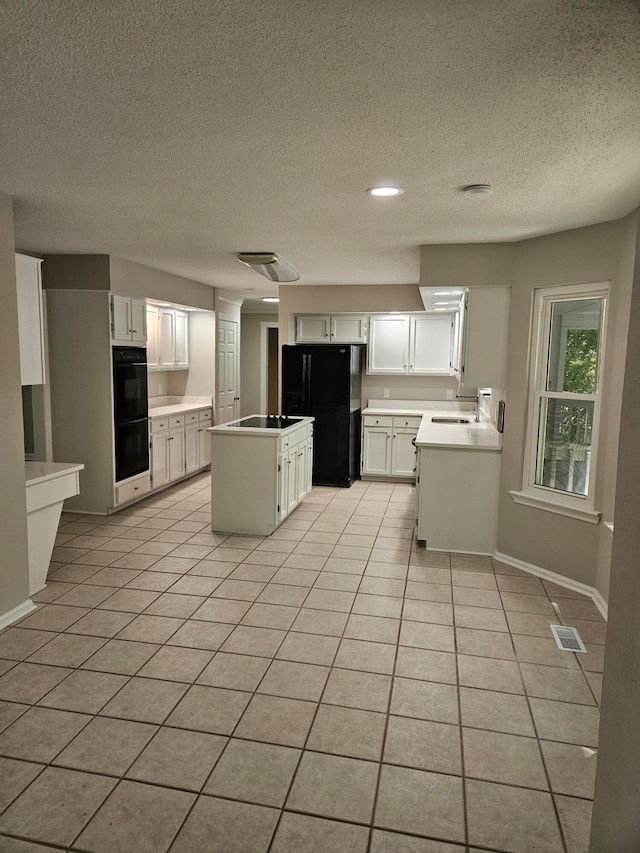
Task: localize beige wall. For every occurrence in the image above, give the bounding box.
[498,211,638,592]
[110,257,215,310]
[167,311,216,399]
[240,312,278,416]
[0,192,30,619]
[590,218,640,852]
[420,243,515,287]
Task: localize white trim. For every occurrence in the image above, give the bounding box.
[510,488,601,524]
[259,321,279,413]
[603,521,614,535]
[0,599,36,630]
[522,281,609,514]
[494,550,608,620]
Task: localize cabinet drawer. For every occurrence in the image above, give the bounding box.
[150,418,168,433]
[186,411,199,423]
[116,474,151,505]
[363,415,393,428]
[392,416,423,430]
[169,415,184,428]
[198,408,213,422]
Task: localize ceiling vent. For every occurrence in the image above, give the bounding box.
[237,253,299,282]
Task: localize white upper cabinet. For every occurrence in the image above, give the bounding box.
[296,315,331,342]
[110,295,147,343]
[151,305,189,371]
[409,315,452,375]
[455,287,510,388]
[295,314,367,344]
[330,315,367,343]
[367,315,410,374]
[146,304,160,368]
[15,254,46,386]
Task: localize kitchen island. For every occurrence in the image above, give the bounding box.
[208,415,314,535]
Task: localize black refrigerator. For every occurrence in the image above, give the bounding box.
[282,344,363,487]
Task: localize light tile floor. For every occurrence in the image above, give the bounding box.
[0,472,604,852]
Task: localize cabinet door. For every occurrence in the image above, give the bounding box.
[362,426,392,475]
[409,315,452,375]
[287,446,298,513]
[296,441,307,502]
[331,315,367,343]
[130,298,147,342]
[15,254,45,386]
[392,429,418,477]
[296,315,330,343]
[111,294,131,341]
[174,310,189,368]
[278,452,289,522]
[198,425,211,468]
[146,305,160,369]
[151,431,170,489]
[159,309,175,368]
[168,427,185,480]
[185,422,199,474]
[462,287,510,389]
[367,315,410,374]
[305,437,313,494]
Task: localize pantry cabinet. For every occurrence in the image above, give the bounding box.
[15,253,46,386]
[110,294,147,343]
[295,314,367,344]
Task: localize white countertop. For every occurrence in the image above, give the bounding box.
[25,461,84,486]
[362,400,501,452]
[149,402,213,418]
[209,415,314,437]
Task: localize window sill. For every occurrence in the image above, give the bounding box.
[510,489,601,524]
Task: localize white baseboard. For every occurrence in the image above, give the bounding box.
[0,599,36,631]
[494,551,608,621]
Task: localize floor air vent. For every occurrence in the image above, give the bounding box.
[550,624,587,653]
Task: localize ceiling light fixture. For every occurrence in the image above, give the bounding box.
[463,184,492,197]
[434,291,452,296]
[434,308,448,312]
[237,253,299,282]
[157,302,171,307]
[366,186,404,197]
[262,297,279,303]
[434,302,450,306]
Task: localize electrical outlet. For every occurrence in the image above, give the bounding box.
[383,388,390,399]
[446,390,454,400]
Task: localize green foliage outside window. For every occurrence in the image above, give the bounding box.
[563,328,599,394]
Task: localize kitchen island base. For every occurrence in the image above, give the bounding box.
[209,417,313,536]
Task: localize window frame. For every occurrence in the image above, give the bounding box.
[511,281,609,523]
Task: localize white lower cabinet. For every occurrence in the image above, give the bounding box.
[361,414,420,479]
[149,406,212,494]
[151,431,170,489]
[210,420,314,535]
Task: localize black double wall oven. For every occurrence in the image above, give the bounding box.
[113,347,149,482]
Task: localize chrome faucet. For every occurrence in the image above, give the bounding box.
[456,392,480,422]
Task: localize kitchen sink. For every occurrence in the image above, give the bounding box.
[431,417,473,424]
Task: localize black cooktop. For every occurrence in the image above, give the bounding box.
[230,415,301,429]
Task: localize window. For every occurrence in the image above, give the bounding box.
[511,282,608,523]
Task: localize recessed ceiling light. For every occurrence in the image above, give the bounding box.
[434,291,452,296]
[157,302,171,307]
[262,297,279,303]
[434,302,450,306]
[389,310,402,314]
[434,307,448,312]
[463,184,492,196]
[366,186,404,197]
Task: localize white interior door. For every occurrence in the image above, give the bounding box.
[217,319,239,423]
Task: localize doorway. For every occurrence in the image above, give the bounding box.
[260,321,279,414]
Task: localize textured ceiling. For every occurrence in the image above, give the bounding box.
[2,0,639,295]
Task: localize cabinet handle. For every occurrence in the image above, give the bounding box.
[134,486,139,491]
[132,329,138,334]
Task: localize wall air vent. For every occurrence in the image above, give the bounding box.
[550,624,587,653]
